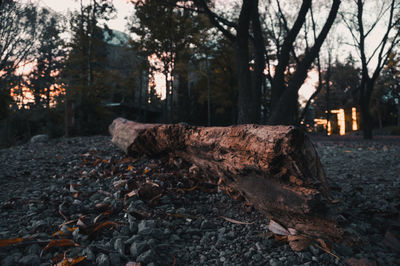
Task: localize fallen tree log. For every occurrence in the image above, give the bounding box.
[109,118,342,240]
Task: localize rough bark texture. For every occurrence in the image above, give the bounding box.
[109,118,342,240]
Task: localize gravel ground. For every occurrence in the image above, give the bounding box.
[0,135,399,266]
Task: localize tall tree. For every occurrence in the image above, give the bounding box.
[266,0,341,125]
[63,0,115,135]
[342,0,400,139]
[28,9,65,111]
[177,0,340,125]
[129,0,211,122]
[0,1,40,119]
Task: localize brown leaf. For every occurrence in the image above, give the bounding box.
[52,253,64,264]
[221,216,254,225]
[143,167,151,174]
[90,221,119,236]
[52,230,66,237]
[345,258,377,266]
[126,190,137,198]
[273,234,288,242]
[40,239,79,257]
[288,235,312,251]
[268,220,290,235]
[316,238,331,252]
[184,184,198,192]
[95,202,111,212]
[0,237,24,247]
[58,256,86,266]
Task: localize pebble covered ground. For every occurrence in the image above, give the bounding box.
[0,135,399,266]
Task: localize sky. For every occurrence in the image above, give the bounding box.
[37,0,134,32]
[30,0,331,102]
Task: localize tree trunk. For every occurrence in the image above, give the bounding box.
[109,118,342,240]
[236,0,254,124]
[359,79,374,139]
[269,0,340,125]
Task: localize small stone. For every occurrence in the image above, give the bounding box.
[30,134,48,143]
[309,244,320,256]
[19,254,40,265]
[109,253,121,265]
[125,235,142,245]
[252,254,262,261]
[269,258,282,266]
[96,253,110,266]
[82,247,95,261]
[26,243,41,254]
[130,241,148,257]
[201,220,216,230]
[138,220,156,235]
[136,249,155,264]
[120,226,130,236]
[114,238,125,256]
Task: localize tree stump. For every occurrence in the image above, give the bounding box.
[109,118,342,240]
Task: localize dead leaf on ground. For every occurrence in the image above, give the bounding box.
[57,256,86,266]
[314,239,340,260]
[273,234,288,242]
[220,216,254,225]
[93,211,112,224]
[89,221,119,238]
[288,235,312,251]
[40,239,79,257]
[0,237,24,247]
[52,230,67,237]
[52,253,64,264]
[268,220,290,235]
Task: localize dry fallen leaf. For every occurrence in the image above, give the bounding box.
[268,220,290,235]
[288,235,313,251]
[91,221,119,235]
[220,216,254,225]
[0,237,24,247]
[58,256,86,266]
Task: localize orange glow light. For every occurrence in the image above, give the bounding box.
[331,109,346,135]
[352,107,358,131]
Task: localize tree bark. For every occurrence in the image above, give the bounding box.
[109,118,342,240]
[236,0,254,124]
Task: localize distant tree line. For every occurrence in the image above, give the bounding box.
[1,0,400,147]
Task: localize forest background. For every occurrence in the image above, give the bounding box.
[1,0,400,148]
